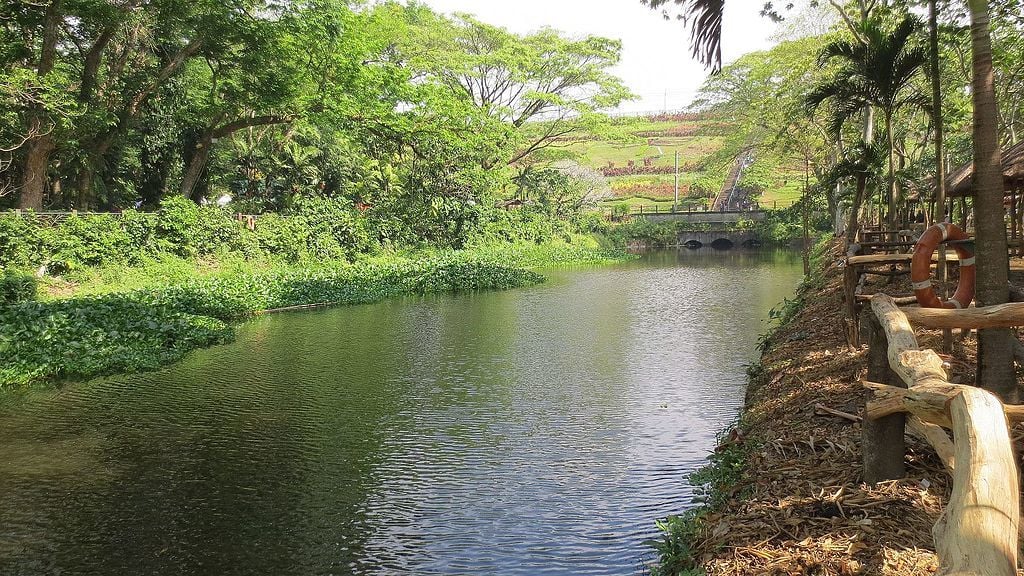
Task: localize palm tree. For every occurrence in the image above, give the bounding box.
[649,0,1015,398]
[967,0,1014,400]
[820,141,884,243]
[805,16,929,233]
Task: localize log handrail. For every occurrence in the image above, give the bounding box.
[866,293,1019,576]
[900,302,1024,329]
[847,252,962,266]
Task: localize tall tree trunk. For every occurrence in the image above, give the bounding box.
[968,0,1015,402]
[74,38,205,208]
[847,106,876,242]
[75,134,116,210]
[846,173,867,244]
[18,0,62,210]
[180,135,213,200]
[885,110,897,233]
[19,127,55,211]
[180,114,290,200]
[930,0,953,351]
[930,0,946,223]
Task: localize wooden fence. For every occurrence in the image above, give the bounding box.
[861,293,1022,575]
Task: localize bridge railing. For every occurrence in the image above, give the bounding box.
[601,200,797,219]
[861,293,1021,575]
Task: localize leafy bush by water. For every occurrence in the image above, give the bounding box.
[0,251,563,388]
[0,197,378,273]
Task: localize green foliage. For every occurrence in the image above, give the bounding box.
[649,511,705,576]
[0,240,630,388]
[155,197,248,258]
[649,418,755,576]
[45,215,136,272]
[0,212,43,267]
[470,209,572,246]
[0,197,387,273]
[291,197,375,260]
[0,297,233,387]
[1,269,37,304]
[409,261,544,294]
[753,201,831,246]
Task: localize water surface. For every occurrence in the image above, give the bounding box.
[0,249,802,575]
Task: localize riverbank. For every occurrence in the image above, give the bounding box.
[0,238,628,389]
[652,238,994,575]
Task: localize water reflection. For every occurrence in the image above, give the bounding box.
[0,249,801,575]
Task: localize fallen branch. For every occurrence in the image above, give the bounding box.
[906,415,955,472]
[813,403,861,422]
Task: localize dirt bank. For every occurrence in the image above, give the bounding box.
[686,239,1024,575]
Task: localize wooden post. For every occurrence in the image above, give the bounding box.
[867,294,1019,576]
[862,309,906,483]
[843,260,861,347]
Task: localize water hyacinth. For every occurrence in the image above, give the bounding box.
[0,250,579,388]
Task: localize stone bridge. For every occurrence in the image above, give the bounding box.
[676,229,762,249]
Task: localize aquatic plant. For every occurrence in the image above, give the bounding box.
[0,244,627,388]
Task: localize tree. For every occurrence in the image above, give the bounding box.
[9,0,63,210]
[176,5,302,199]
[968,0,1015,400]
[806,15,929,233]
[400,11,633,169]
[692,37,837,221]
[642,0,724,71]
[646,0,1017,399]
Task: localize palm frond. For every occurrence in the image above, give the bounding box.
[642,0,723,71]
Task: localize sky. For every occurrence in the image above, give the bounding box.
[419,0,784,114]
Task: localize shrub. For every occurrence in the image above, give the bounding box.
[44,214,134,272]
[291,197,375,260]
[0,212,44,268]
[1,269,37,304]
[155,196,246,257]
[253,213,308,262]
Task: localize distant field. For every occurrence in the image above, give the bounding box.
[606,173,701,201]
[569,113,800,211]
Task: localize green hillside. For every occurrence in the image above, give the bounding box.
[565,113,805,213]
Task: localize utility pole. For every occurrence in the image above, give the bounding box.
[673,150,679,211]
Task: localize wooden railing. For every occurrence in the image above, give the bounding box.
[862,293,1021,575]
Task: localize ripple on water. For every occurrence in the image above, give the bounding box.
[0,249,802,576]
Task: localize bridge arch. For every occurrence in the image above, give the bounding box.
[676,230,761,250]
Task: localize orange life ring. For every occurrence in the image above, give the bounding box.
[910,222,975,309]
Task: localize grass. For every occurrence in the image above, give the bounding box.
[39,252,281,299]
[758,176,805,207]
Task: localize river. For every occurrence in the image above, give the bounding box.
[0,249,802,576]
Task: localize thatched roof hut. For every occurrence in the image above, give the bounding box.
[947,140,1024,196]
